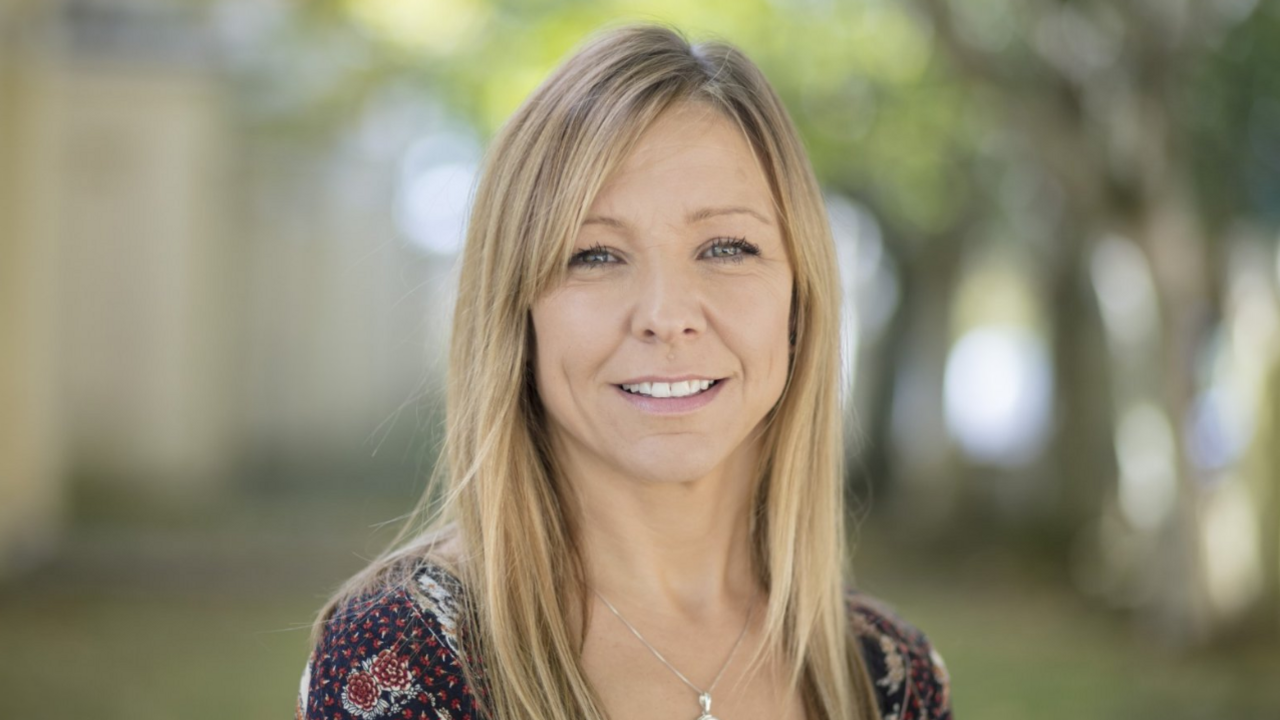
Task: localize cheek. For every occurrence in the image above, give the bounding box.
[530,301,568,400]
[530,291,613,397]
[712,276,793,370]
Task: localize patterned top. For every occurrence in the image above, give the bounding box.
[297,562,952,720]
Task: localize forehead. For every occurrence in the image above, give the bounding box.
[587,102,778,223]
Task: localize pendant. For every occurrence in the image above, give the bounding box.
[696,692,718,720]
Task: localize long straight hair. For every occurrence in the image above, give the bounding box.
[314,23,878,720]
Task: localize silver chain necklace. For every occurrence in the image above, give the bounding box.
[593,589,756,720]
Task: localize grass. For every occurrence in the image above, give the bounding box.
[853,531,1280,720]
[0,591,313,720]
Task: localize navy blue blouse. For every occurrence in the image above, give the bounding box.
[298,563,952,720]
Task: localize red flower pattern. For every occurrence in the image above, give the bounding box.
[370,650,412,691]
[344,671,379,712]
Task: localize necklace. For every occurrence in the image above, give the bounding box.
[593,589,756,720]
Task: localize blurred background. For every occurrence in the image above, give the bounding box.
[2,0,1279,717]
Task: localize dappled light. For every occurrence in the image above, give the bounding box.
[1115,402,1178,532]
[396,131,480,256]
[944,326,1053,466]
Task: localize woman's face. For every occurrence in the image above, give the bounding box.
[531,102,794,487]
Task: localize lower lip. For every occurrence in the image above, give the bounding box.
[614,380,726,414]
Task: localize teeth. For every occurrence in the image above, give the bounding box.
[621,379,716,398]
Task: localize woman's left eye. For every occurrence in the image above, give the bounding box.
[568,244,618,268]
[703,237,761,263]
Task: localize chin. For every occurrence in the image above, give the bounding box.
[618,451,724,486]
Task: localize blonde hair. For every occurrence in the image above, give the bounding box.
[314,23,878,720]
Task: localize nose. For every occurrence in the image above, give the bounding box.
[629,262,705,346]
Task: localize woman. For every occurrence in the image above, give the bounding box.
[298,23,951,720]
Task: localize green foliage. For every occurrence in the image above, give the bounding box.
[310,0,982,241]
[1186,2,1280,229]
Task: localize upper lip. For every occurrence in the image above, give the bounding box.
[616,375,722,385]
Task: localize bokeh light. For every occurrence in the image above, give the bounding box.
[944,326,1053,466]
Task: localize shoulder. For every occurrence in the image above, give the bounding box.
[297,561,485,720]
[846,590,953,720]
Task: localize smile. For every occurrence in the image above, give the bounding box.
[613,378,726,415]
[619,379,719,398]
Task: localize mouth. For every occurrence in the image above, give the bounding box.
[616,378,722,398]
[613,378,726,415]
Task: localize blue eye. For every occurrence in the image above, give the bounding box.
[568,244,618,268]
[704,237,761,263]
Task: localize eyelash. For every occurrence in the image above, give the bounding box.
[568,237,761,268]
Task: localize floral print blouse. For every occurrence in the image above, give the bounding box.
[297,562,952,720]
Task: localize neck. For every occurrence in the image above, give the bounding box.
[565,440,764,622]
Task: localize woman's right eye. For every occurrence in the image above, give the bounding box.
[569,244,618,267]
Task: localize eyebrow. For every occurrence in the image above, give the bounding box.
[582,205,774,229]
